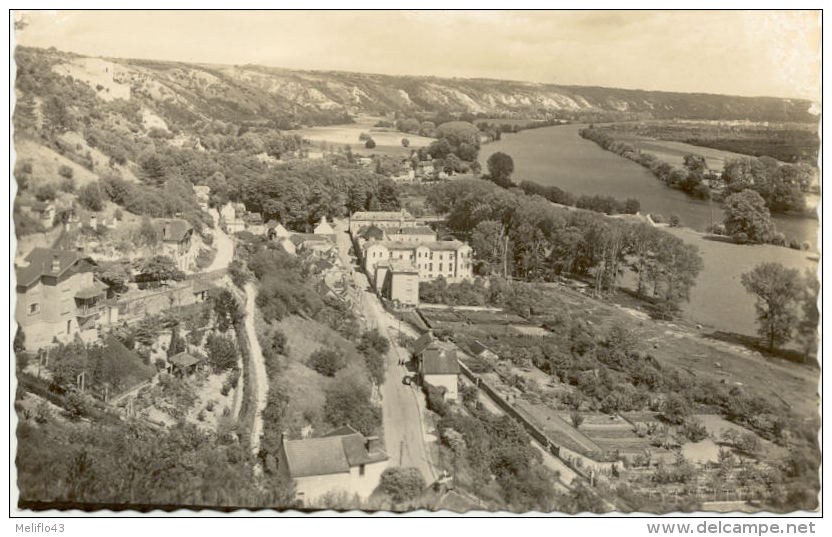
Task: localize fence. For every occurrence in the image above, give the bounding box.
[457,360,592,481]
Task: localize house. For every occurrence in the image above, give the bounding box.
[15,248,107,350]
[191,279,214,303]
[377,260,419,306]
[385,226,437,244]
[410,331,435,359]
[193,185,211,210]
[469,340,499,361]
[348,209,421,235]
[313,215,335,237]
[219,203,246,234]
[167,351,206,376]
[278,425,389,505]
[26,201,57,227]
[291,234,336,259]
[419,347,459,401]
[266,220,291,241]
[153,218,195,271]
[362,240,473,284]
[278,238,297,256]
[244,212,266,235]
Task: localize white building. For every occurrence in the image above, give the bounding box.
[362,240,473,284]
[278,426,389,506]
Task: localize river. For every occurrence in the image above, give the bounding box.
[478,124,818,249]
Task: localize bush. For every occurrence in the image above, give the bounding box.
[205,333,237,371]
[423,382,449,416]
[364,138,376,149]
[308,348,344,377]
[669,215,681,227]
[58,165,74,179]
[379,467,425,504]
[732,232,749,244]
[35,184,57,202]
[60,177,76,193]
[323,368,380,436]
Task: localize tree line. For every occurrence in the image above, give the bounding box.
[428,178,702,316]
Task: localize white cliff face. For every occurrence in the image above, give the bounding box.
[43,49,814,123]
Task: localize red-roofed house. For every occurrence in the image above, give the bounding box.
[15,248,107,350]
[278,425,389,505]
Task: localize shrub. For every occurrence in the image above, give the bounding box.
[669,215,681,227]
[570,410,584,429]
[732,232,749,244]
[364,138,376,149]
[58,165,74,179]
[423,382,449,416]
[308,348,344,377]
[379,467,425,504]
[35,184,57,202]
[323,368,380,436]
[60,177,76,193]
[205,333,237,371]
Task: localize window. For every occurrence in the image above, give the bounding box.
[28,303,40,315]
[359,464,365,477]
[439,263,443,272]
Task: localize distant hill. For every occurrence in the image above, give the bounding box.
[14,46,817,128]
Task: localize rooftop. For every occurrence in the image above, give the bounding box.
[168,352,204,369]
[422,348,460,375]
[351,210,414,222]
[153,218,193,243]
[411,332,435,356]
[283,425,388,478]
[367,240,468,252]
[15,248,87,288]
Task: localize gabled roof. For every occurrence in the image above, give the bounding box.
[359,224,385,241]
[411,332,435,356]
[351,210,414,222]
[153,218,193,243]
[283,426,388,478]
[75,280,108,299]
[391,226,435,236]
[15,248,86,287]
[168,352,204,368]
[469,340,495,356]
[422,348,459,375]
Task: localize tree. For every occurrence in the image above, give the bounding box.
[570,410,584,430]
[205,333,237,371]
[137,216,159,247]
[135,256,185,286]
[323,367,380,436]
[308,348,344,377]
[486,152,515,187]
[140,155,167,186]
[78,182,105,211]
[210,288,242,332]
[58,165,74,179]
[797,269,819,361]
[724,189,774,243]
[741,262,802,351]
[379,467,425,504]
[167,325,186,357]
[364,138,376,149]
[401,138,410,148]
[35,184,57,202]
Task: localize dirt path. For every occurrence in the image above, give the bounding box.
[244,282,268,455]
[206,210,234,272]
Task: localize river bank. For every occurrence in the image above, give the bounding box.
[478,124,818,250]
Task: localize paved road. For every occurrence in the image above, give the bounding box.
[206,209,234,272]
[333,218,436,483]
[244,282,268,456]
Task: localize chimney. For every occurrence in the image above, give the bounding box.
[365,436,381,454]
[51,255,61,273]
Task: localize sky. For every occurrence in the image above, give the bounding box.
[13,10,821,100]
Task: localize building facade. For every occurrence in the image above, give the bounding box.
[363,240,473,284]
[15,248,108,350]
[278,426,389,505]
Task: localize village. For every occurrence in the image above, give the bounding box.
[11,28,819,515]
[15,165,810,511]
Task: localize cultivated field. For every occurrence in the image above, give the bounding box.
[291,116,435,157]
[608,132,752,171]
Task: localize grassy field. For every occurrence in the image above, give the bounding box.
[661,226,819,341]
[607,132,751,171]
[291,116,435,157]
